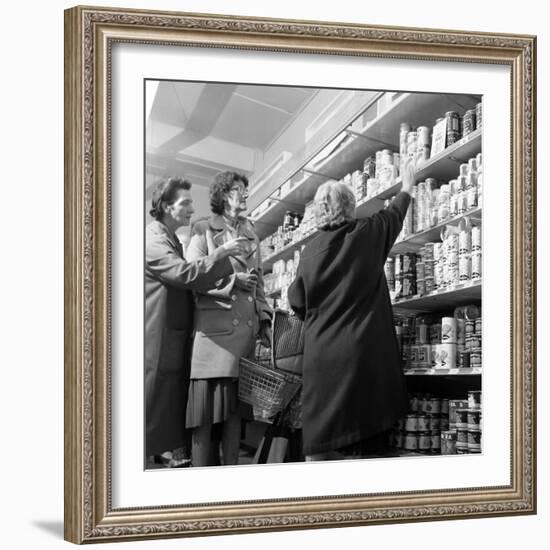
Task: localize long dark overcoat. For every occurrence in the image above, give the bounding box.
[145,220,231,457]
[287,192,411,455]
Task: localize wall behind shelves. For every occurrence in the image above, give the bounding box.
[2,1,545,550]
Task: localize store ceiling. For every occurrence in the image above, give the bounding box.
[146,81,316,189]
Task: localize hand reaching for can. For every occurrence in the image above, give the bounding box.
[401,161,415,195]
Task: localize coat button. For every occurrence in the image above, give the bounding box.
[247,296,253,302]
[232,319,239,326]
[231,294,237,301]
[247,320,253,327]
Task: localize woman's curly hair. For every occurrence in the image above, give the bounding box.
[313,180,356,230]
[149,176,192,221]
[209,171,249,215]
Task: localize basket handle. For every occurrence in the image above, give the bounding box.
[270,308,289,370]
[255,308,293,365]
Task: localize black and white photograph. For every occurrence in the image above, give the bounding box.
[144,81,483,469]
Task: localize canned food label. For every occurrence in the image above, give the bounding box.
[459,255,472,281]
[471,226,482,250]
[405,415,419,431]
[467,431,482,445]
[441,317,458,343]
[475,318,482,334]
[404,433,418,450]
[418,433,431,450]
[455,410,468,429]
[429,415,441,430]
[468,391,482,409]
[421,346,433,367]
[403,254,416,273]
[459,230,472,254]
[439,344,457,369]
[459,351,471,369]
[418,415,430,431]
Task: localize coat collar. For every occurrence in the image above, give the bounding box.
[207,214,256,238]
[147,220,182,249]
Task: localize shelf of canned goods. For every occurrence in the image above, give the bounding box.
[252,90,482,458]
[250,92,480,242]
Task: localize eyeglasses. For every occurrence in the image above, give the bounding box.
[230,185,248,196]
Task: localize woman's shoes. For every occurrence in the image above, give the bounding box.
[152,449,192,468]
[168,457,192,468]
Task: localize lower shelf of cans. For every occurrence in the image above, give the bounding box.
[390,391,482,455]
[392,279,481,310]
[404,367,481,376]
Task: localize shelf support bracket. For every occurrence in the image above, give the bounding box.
[344,129,396,150]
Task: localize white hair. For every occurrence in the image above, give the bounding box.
[313,180,356,230]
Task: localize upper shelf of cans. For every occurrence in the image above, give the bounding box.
[260,117,482,271]
[249,91,481,242]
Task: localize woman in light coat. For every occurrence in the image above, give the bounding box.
[186,171,272,466]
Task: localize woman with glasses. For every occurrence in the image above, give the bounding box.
[186,171,272,466]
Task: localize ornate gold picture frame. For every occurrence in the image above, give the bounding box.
[64,5,536,544]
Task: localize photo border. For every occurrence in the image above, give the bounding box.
[64,5,536,543]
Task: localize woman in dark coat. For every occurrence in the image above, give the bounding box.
[287,164,414,460]
[145,176,247,466]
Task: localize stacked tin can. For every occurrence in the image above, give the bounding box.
[462,109,477,137]
[399,122,411,175]
[350,169,366,203]
[466,390,482,453]
[476,152,483,206]
[430,316,458,370]
[416,126,431,166]
[391,393,450,454]
[392,226,477,299]
[412,178,437,233]
[445,111,461,146]
[433,228,456,291]
[464,314,482,369]
[454,304,482,369]
[396,316,416,370]
[260,209,309,258]
[393,253,417,299]
[397,306,480,372]
[417,243,435,295]
[443,390,483,455]
[475,101,483,130]
[457,215,483,285]
[450,153,482,219]
[363,148,400,200]
[405,316,431,370]
[407,130,418,167]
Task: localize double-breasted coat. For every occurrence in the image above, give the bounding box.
[288,192,411,455]
[145,220,232,457]
[186,214,272,379]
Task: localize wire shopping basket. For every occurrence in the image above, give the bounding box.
[238,357,301,422]
[238,309,304,423]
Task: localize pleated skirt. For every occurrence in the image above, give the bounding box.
[185,378,239,428]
